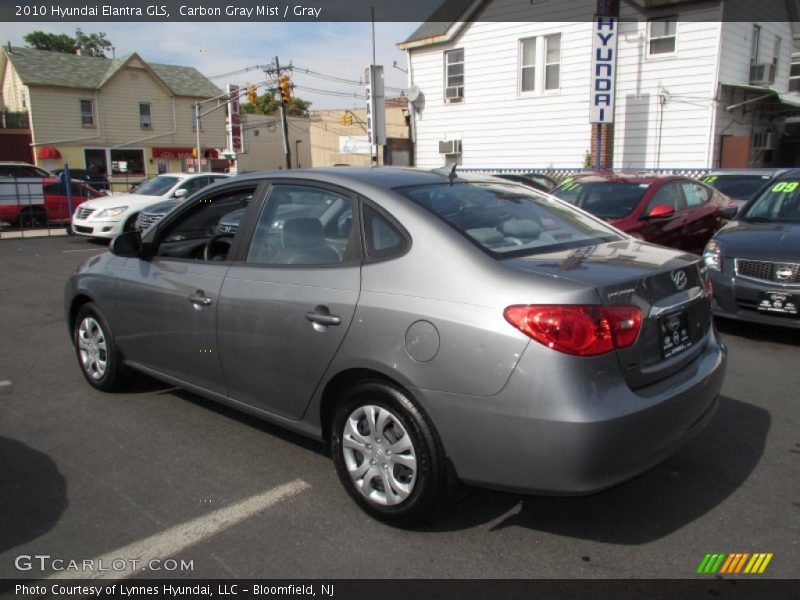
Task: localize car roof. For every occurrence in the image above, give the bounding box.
[228,167,500,190]
[561,172,681,185]
[704,168,796,177]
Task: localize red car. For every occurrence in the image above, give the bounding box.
[552,173,737,253]
[0,176,103,228]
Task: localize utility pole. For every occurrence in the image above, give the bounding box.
[275,56,292,169]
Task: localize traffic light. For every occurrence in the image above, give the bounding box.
[339,113,354,126]
[278,73,292,103]
[246,83,257,104]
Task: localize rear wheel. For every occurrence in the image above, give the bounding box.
[18,208,47,228]
[73,302,131,391]
[331,381,449,525]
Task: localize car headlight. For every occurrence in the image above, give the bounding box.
[93,206,129,219]
[703,239,723,271]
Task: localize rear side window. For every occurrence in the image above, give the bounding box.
[680,181,710,207]
[363,205,408,260]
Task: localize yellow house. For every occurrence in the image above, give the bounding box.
[0,46,226,190]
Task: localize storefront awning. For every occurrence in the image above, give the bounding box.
[37,146,61,159]
[720,83,800,114]
[152,147,195,158]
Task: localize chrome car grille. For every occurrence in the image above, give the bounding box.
[75,206,96,219]
[137,212,164,231]
[735,259,800,285]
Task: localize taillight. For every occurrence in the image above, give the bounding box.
[503,305,642,357]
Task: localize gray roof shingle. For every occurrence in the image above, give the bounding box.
[3,46,221,98]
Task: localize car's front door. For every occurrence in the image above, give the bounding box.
[637,182,687,249]
[114,183,259,394]
[217,182,361,420]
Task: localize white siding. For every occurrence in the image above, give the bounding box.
[718,21,792,91]
[613,1,722,169]
[409,0,595,168]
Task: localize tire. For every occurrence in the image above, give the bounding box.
[331,381,449,525]
[73,302,131,392]
[18,209,47,228]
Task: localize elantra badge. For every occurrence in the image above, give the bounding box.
[672,270,688,290]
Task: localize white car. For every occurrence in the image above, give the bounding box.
[71,172,230,239]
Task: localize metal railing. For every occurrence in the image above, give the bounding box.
[0,177,70,239]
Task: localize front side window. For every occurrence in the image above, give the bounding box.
[520,38,536,92]
[133,176,181,196]
[80,99,94,127]
[444,49,464,102]
[139,103,152,129]
[246,184,357,265]
[648,17,677,55]
[397,182,623,258]
[157,187,255,260]
[110,149,145,176]
[544,34,561,90]
[645,182,685,213]
[178,176,211,197]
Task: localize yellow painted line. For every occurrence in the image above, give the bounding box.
[758,553,773,574]
[744,554,759,573]
[748,554,766,573]
[719,554,736,574]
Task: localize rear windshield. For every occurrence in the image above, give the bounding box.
[553,181,648,218]
[743,180,800,223]
[701,175,769,201]
[396,182,622,257]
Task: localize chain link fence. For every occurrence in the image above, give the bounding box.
[0,177,75,239]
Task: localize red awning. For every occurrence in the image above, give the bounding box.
[205,148,219,159]
[37,146,61,159]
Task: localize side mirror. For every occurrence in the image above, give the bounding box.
[646,204,675,219]
[720,206,739,220]
[174,188,188,199]
[109,230,142,257]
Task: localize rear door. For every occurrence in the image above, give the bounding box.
[216,182,362,420]
[678,179,718,252]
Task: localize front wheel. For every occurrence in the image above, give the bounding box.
[331,381,449,525]
[73,302,131,391]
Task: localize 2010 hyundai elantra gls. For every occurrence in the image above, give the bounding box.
[65,167,726,524]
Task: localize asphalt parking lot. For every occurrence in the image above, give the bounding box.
[1,235,798,580]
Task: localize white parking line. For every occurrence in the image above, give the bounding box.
[62,248,105,253]
[47,479,310,580]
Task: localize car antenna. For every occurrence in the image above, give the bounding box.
[448,163,457,185]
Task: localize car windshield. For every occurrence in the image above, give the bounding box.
[132,176,180,196]
[702,175,770,201]
[397,182,623,257]
[553,181,648,219]
[742,180,800,223]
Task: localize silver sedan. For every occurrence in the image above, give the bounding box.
[65,167,726,524]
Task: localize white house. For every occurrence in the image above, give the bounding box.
[398,0,798,170]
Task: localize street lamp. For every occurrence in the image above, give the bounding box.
[295,139,303,168]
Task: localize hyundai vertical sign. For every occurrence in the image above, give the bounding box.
[227,84,242,153]
[365,65,386,146]
[590,16,618,124]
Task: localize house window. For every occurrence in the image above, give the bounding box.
[110,149,145,176]
[790,60,800,92]
[191,105,203,131]
[520,38,536,92]
[773,36,781,67]
[751,25,761,63]
[544,34,561,90]
[444,49,464,102]
[139,103,152,129]
[80,99,94,127]
[648,17,677,55]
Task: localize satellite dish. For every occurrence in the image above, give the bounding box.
[406,85,420,102]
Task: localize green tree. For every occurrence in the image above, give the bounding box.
[241,93,311,117]
[23,29,112,57]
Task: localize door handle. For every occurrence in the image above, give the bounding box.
[305,308,341,326]
[188,291,212,306]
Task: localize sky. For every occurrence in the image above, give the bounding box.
[2,21,421,110]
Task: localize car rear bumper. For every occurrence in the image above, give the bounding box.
[416,327,726,495]
[710,270,800,329]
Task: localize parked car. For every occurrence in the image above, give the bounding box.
[0,161,51,178]
[704,174,800,329]
[52,167,110,191]
[0,172,101,228]
[494,172,559,193]
[553,173,737,253]
[65,168,726,524]
[71,172,230,239]
[699,169,796,209]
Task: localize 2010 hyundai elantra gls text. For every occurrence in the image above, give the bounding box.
[65,167,726,524]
